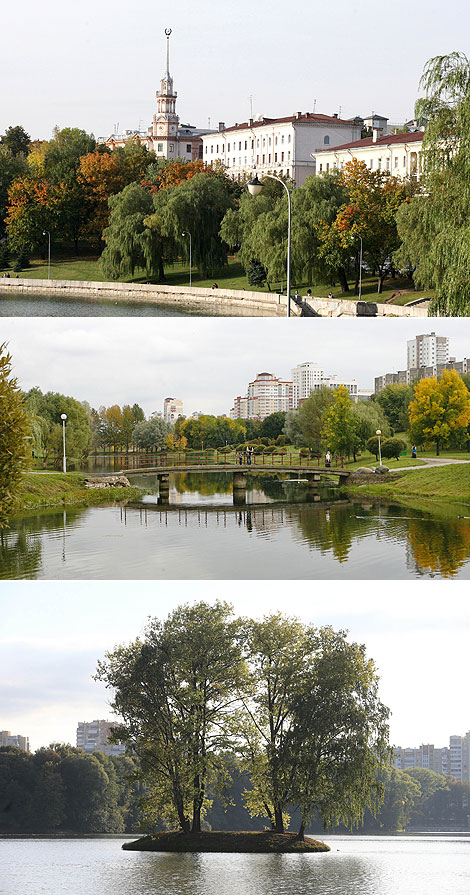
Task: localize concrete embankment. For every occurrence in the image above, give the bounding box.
[0,278,294,317]
[304,296,429,317]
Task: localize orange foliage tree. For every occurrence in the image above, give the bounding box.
[6,176,63,253]
[408,370,470,455]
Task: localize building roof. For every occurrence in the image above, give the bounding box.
[316,130,425,154]
[218,112,359,134]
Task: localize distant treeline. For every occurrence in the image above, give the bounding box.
[1,746,469,834]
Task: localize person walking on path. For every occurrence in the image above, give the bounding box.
[411,445,417,459]
[325,450,331,468]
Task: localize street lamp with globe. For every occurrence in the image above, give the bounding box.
[376,429,382,467]
[61,413,67,473]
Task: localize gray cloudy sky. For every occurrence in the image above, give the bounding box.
[2,0,469,141]
[1,581,469,751]
[3,317,470,417]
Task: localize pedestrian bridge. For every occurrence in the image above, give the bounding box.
[119,452,350,503]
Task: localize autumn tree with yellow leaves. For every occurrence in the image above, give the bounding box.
[408,370,470,455]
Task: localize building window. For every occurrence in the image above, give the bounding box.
[274,152,277,162]
[319,163,323,172]
[239,141,242,150]
[157,143,163,151]
[169,144,174,152]
[211,146,214,153]
[216,144,219,153]
[324,135,330,145]
[281,135,285,144]
[244,140,247,149]
[281,152,284,161]
[288,134,291,143]
[262,154,265,163]
[228,143,231,151]
[275,136,278,145]
[205,146,208,154]
[257,155,259,164]
[326,163,329,172]
[394,157,398,168]
[403,155,406,166]
[268,136,271,146]
[233,158,235,166]
[251,139,254,148]
[257,139,260,147]
[369,159,373,168]
[186,144,192,153]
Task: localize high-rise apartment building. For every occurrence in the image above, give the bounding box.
[76,720,126,756]
[0,730,30,751]
[231,372,295,420]
[163,397,184,422]
[292,362,358,402]
[394,731,470,782]
[406,333,449,370]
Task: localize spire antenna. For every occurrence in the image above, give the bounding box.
[164,28,172,76]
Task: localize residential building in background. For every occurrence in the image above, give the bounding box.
[202,112,362,186]
[375,333,469,393]
[0,730,30,751]
[76,720,125,756]
[407,333,449,370]
[231,372,296,420]
[394,731,470,782]
[292,361,358,402]
[163,397,184,422]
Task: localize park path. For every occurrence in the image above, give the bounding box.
[395,457,470,471]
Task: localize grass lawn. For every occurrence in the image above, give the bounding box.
[12,472,146,513]
[347,463,470,506]
[0,253,433,305]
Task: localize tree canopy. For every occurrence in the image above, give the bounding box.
[408,370,470,454]
[0,342,30,527]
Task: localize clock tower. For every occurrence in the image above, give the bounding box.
[151,29,179,155]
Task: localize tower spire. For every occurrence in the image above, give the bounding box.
[165,28,172,77]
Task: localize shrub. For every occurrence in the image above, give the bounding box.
[366,436,380,460]
[381,437,407,461]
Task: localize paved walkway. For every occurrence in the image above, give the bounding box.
[392,457,470,471]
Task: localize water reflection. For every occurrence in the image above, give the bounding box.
[2,471,470,579]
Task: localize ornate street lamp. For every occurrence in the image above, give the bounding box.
[182,231,192,287]
[376,429,382,467]
[247,174,292,317]
[61,413,67,473]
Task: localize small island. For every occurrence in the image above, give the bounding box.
[122,830,330,854]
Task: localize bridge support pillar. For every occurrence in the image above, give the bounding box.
[157,473,170,503]
[233,471,247,505]
[306,473,321,482]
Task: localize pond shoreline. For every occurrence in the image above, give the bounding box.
[122,831,330,853]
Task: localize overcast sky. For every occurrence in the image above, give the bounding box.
[3,317,469,417]
[1,581,468,752]
[1,0,468,141]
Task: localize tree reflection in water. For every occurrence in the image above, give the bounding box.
[0,507,87,579]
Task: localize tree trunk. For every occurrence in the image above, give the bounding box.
[337,266,350,293]
[297,822,305,842]
[436,439,440,456]
[273,804,285,833]
[377,273,384,294]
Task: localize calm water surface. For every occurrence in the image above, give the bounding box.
[0,291,268,316]
[1,836,469,895]
[2,473,470,579]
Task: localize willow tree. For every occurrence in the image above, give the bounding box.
[100,182,172,281]
[95,601,247,834]
[397,52,470,314]
[241,614,390,838]
[0,342,30,527]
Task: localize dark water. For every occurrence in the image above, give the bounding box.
[2,472,470,579]
[0,291,269,316]
[1,836,469,895]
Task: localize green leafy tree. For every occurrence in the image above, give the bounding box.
[397,53,470,313]
[22,388,92,464]
[95,601,247,833]
[284,387,335,453]
[0,343,30,527]
[381,437,407,460]
[101,182,169,280]
[322,385,361,459]
[1,125,31,157]
[259,412,287,440]
[408,370,470,454]
[352,401,390,450]
[147,173,234,278]
[374,383,414,431]
[0,145,27,238]
[287,627,390,838]
[132,416,172,451]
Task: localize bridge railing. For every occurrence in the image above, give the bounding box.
[120,451,345,470]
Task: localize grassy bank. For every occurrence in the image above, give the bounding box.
[12,472,146,513]
[346,463,470,507]
[1,254,432,305]
[122,831,330,854]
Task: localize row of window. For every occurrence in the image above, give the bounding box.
[206,133,293,155]
[318,152,420,174]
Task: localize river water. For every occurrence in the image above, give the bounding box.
[2,473,470,579]
[1,835,469,895]
[0,291,270,316]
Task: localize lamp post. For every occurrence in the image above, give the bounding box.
[376,429,382,467]
[61,413,67,473]
[358,236,363,300]
[182,231,192,287]
[42,230,51,280]
[247,174,291,318]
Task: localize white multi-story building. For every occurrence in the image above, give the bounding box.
[394,731,470,783]
[163,397,184,422]
[99,31,212,160]
[76,720,125,756]
[202,112,362,187]
[0,730,30,751]
[407,333,449,370]
[292,362,358,401]
[314,128,424,180]
[231,372,296,420]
